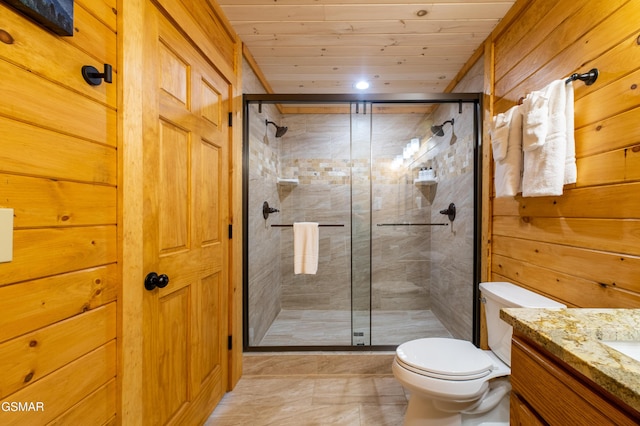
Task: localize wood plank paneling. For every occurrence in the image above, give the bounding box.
[76,0,118,33]
[493,216,640,257]
[0,1,119,421]
[0,118,117,183]
[494,0,629,105]
[575,67,640,127]
[493,183,640,219]
[0,58,116,145]
[488,0,640,309]
[575,149,627,187]
[48,379,117,426]
[492,0,559,80]
[493,236,640,293]
[0,174,116,228]
[0,266,118,344]
[0,227,117,285]
[0,3,117,106]
[575,106,640,158]
[0,341,116,426]
[0,303,116,398]
[492,253,640,308]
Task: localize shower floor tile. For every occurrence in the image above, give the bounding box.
[258,309,452,347]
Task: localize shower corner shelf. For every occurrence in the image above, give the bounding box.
[414,177,438,186]
[277,177,299,185]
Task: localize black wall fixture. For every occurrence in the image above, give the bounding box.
[82,64,113,86]
[565,68,598,85]
[263,201,279,220]
[439,203,456,222]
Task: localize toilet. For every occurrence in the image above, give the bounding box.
[392,281,565,425]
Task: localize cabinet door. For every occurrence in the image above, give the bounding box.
[510,393,547,426]
[511,336,640,426]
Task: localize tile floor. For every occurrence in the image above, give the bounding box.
[257,309,452,347]
[206,353,408,426]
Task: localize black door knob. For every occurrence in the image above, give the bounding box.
[144,272,170,291]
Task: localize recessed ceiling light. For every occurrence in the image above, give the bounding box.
[355,80,370,90]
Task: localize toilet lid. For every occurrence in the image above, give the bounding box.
[396,338,495,380]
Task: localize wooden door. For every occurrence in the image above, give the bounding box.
[142,3,229,424]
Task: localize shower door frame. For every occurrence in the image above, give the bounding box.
[242,93,484,352]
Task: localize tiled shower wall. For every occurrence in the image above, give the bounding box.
[244,62,282,345]
[426,58,483,340]
[247,114,282,344]
[276,112,437,315]
[277,113,353,311]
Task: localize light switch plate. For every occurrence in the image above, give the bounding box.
[0,208,14,263]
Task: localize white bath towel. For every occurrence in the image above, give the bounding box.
[294,222,319,274]
[522,79,573,197]
[522,89,548,152]
[491,104,523,197]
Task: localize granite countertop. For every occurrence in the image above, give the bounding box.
[500,308,640,413]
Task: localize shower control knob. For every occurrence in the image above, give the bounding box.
[144,272,170,291]
[439,203,456,222]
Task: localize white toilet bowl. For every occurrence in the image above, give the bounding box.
[393,338,511,426]
[393,282,566,426]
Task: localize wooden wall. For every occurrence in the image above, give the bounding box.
[487,0,640,307]
[1,0,243,424]
[0,0,118,424]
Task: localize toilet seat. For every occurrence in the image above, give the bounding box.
[396,338,496,381]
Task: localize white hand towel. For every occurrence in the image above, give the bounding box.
[522,90,548,152]
[491,112,510,162]
[522,79,568,197]
[491,105,523,197]
[294,222,319,275]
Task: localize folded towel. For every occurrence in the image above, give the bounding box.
[294,222,319,274]
[490,114,510,162]
[522,90,548,152]
[492,105,523,197]
[522,79,568,197]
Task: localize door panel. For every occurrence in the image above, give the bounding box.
[157,287,189,421]
[143,2,229,424]
[158,119,190,252]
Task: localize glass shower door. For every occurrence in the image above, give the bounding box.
[243,95,481,350]
[350,103,372,346]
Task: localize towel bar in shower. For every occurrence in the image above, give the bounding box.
[376,223,448,226]
[271,224,344,227]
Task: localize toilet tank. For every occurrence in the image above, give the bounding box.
[480,282,565,366]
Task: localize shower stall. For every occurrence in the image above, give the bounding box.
[243,94,482,350]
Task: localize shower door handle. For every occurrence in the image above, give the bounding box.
[144,272,170,291]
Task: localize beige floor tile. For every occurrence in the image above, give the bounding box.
[207,354,408,425]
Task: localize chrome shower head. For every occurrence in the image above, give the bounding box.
[431,118,454,137]
[266,120,288,138]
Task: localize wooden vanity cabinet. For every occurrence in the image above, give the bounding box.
[510,334,640,426]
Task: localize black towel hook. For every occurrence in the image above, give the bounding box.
[565,68,598,85]
[82,64,113,86]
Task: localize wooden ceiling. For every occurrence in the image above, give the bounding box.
[217,1,516,95]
